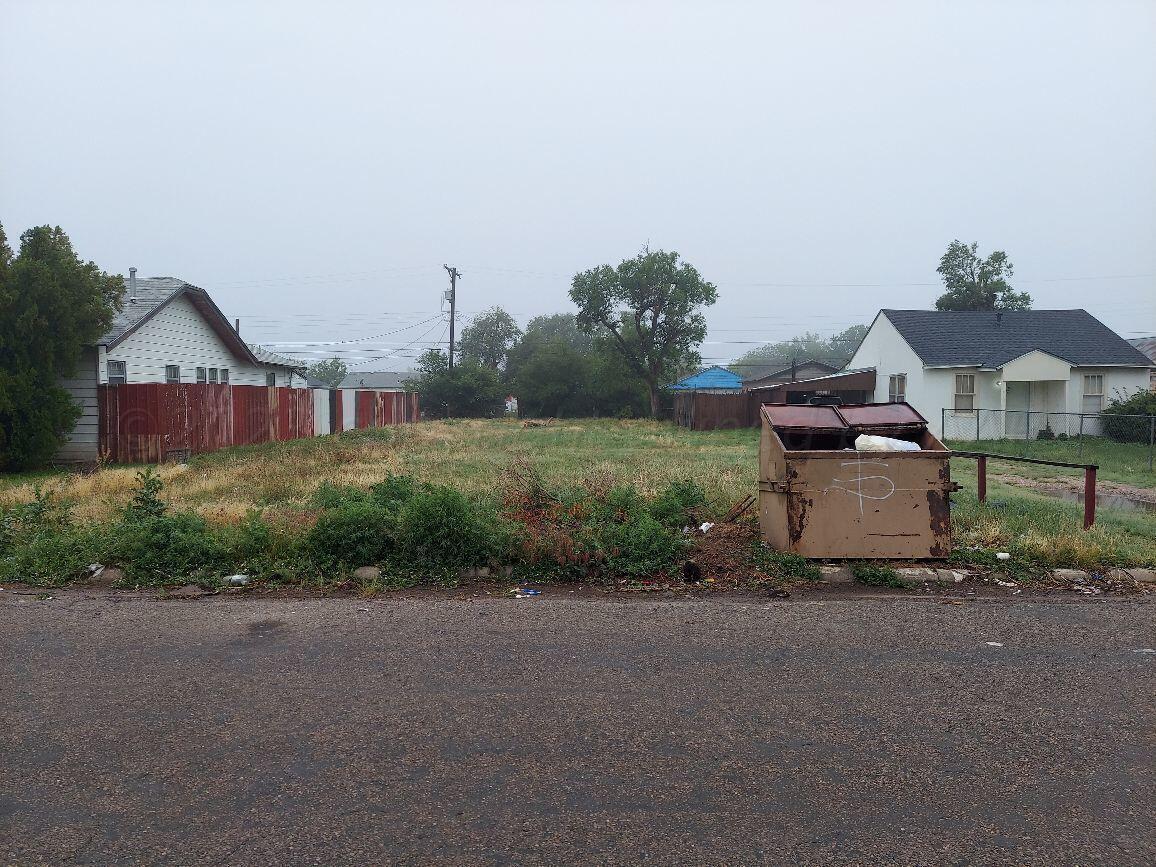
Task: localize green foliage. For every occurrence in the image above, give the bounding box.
[125,468,166,520]
[109,510,225,584]
[407,349,504,418]
[305,501,397,569]
[0,224,124,469]
[752,545,822,581]
[395,486,507,570]
[648,479,707,528]
[595,513,684,576]
[458,306,522,369]
[851,563,910,588]
[730,324,868,378]
[934,240,1031,311]
[570,249,717,417]
[1101,388,1156,443]
[307,357,348,388]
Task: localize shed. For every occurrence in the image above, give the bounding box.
[668,366,744,393]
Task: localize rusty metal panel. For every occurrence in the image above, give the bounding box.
[836,402,926,428]
[761,404,847,430]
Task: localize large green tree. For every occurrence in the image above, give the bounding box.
[730,324,868,378]
[458,306,522,369]
[307,357,348,388]
[934,240,1031,311]
[0,224,123,469]
[406,349,504,418]
[570,249,717,417]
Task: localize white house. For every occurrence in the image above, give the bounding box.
[57,272,303,460]
[846,309,1153,439]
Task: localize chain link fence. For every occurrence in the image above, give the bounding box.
[942,408,1155,472]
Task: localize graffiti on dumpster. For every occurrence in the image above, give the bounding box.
[828,457,896,515]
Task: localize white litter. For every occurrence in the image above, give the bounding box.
[994,579,1018,587]
[699,522,714,533]
[854,434,921,452]
[995,552,1011,561]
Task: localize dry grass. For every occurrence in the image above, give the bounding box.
[0,419,758,524]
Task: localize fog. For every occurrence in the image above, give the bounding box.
[2,0,1153,369]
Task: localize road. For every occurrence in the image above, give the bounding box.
[2,590,1153,865]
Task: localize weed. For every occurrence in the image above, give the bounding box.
[752,545,822,581]
[851,563,910,588]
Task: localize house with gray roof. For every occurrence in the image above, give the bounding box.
[57,270,305,460]
[846,309,1153,438]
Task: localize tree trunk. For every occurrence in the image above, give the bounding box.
[648,382,661,418]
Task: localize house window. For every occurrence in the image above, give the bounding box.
[165,365,180,384]
[196,367,207,384]
[888,374,906,403]
[208,368,218,384]
[107,360,127,385]
[219,368,229,384]
[266,372,276,387]
[954,374,975,412]
[1082,375,1104,414]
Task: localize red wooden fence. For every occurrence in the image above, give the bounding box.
[99,383,315,463]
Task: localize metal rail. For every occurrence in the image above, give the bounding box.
[950,450,1099,530]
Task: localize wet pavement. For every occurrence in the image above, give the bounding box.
[2,590,1153,864]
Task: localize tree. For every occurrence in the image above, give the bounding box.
[0,224,123,469]
[458,306,522,369]
[934,240,1031,311]
[406,349,504,418]
[570,249,717,417]
[307,357,347,388]
[730,324,868,377]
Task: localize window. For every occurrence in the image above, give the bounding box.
[165,365,180,384]
[219,368,229,384]
[196,367,207,384]
[954,374,975,412]
[1082,375,1104,414]
[208,368,218,384]
[888,374,906,403]
[266,372,276,387]
[107,360,127,385]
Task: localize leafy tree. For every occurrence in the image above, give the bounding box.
[406,349,504,418]
[730,324,868,377]
[458,306,522,369]
[504,314,648,418]
[0,224,123,470]
[934,240,1031,311]
[307,357,348,388]
[570,249,717,417]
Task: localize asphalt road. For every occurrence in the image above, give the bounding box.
[2,590,1153,865]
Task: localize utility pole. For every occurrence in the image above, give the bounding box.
[443,264,461,369]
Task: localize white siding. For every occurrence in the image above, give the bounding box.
[313,389,332,436]
[56,347,100,461]
[101,294,291,386]
[341,389,356,431]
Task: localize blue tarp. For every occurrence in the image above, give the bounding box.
[668,366,744,391]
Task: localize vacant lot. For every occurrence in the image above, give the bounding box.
[2,419,1154,571]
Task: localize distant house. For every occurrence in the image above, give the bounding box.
[846,309,1153,438]
[1129,337,1156,392]
[58,272,304,461]
[668,366,744,393]
[336,371,411,391]
[741,359,840,392]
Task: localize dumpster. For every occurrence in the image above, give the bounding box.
[758,402,957,558]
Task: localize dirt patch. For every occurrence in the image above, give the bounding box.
[996,473,1156,505]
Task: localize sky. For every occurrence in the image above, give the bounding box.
[2,0,1154,371]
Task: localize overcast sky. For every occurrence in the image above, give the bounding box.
[2,0,1154,370]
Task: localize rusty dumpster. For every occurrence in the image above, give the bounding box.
[758,402,956,558]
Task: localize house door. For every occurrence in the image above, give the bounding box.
[1005,381,1029,439]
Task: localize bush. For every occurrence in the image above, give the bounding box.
[649,480,707,529]
[395,486,508,570]
[1101,389,1156,443]
[851,563,910,588]
[109,511,226,584]
[594,513,686,576]
[752,545,822,581]
[304,501,397,570]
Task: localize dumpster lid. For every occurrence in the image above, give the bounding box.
[761,404,848,430]
[837,402,927,428]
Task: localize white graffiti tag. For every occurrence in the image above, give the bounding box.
[829,458,896,515]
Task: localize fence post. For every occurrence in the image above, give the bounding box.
[1083,466,1097,530]
[977,455,987,503]
[976,408,981,441]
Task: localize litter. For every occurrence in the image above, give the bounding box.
[854,434,921,452]
[984,641,1004,647]
[995,552,1011,561]
[994,579,1018,587]
[511,587,541,598]
[699,522,714,533]
[226,574,250,587]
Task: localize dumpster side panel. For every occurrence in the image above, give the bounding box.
[788,452,951,558]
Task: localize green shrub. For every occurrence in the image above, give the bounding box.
[1101,389,1156,443]
[395,486,508,570]
[311,482,373,510]
[649,480,707,529]
[594,514,686,576]
[109,511,226,584]
[370,475,418,507]
[753,545,822,580]
[0,522,106,586]
[304,501,397,569]
[125,468,166,520]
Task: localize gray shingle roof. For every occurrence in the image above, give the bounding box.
[101,277,187,344]
[1130,337,1156,364]
[882,309,1152,368]
[337,371,412,390]
[248,344,304,369]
